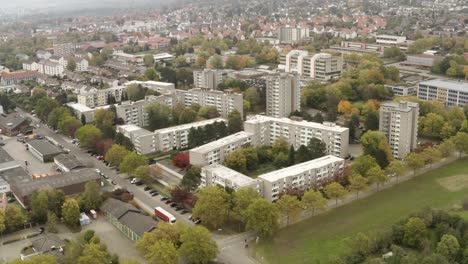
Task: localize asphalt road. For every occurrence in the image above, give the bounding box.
[17,108,257,264]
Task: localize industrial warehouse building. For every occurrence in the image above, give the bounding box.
[27,139,63,162]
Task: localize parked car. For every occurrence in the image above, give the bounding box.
[135,181,144,186]
[7,197,16,203]
[151,192,158,197]
[144,186,151,191]
[188,215,193,220]
[194,219,202,225]
[170,202,178,208]
[111,180,117,185]
[175,206,184,211]
[160,197,169,201]
[95,169,101,174]
[101,174,109,179]
[180,209,189,214]
[96,156,104,161]
[165,199,173,204]
[149,190,158,195]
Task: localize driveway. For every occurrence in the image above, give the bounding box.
[2,137,55,174]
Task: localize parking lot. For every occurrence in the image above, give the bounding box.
[2,136,55,174]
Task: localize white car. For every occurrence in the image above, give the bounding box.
[95,169,101,174]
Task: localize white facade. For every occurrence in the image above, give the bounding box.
[244,115,349,158]
[116,95,174,127]
[78,86,127,108]
[376,35,407,45]
[283,50,343,80]
[417,79,468,108]
[279,26,310,44]
[266,73,301,118]
[201,164,263,194]
[193,69,234,90]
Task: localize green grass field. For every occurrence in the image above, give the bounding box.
[253,158,468,264]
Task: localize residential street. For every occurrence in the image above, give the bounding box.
[16,108,258,264]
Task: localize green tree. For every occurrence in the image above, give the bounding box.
[232,189,261,226]
[47,211,59,233]
[7,255,58,264]
[119,152,148,175]
[115,132,134,151]
[405,152,425,176]
[273,152,289,168]
[301,189,328,215]
[67,58,77,71]
[105,144,131,167]
[0,209,5,234]
[352,155,379,177]
[308,137,327,159]
[276,195,302,225]
[198,106,220,119]
[77,242,110,264]
[385,160,406,182]
[436,140,455,158]
[208,54,224,69]
[451,132,468,157]
[94,109,115,127]
[121,260,141,264]
[367,166,388,190]
[419,113,445,139]
[324,182,347,206]
[179,226,218,264]
[436,234,460,261]
[243,87,261,112]
[31,190,49,223]
[47,107,70,129]
[136,222,188,254]
[364,111,380,130]
[80,181,102,211]
[62,198,80,227]
[244,198,279,237]
[126,84,147,101]
[178,108,198,124]
[361,131,392,168]
[145,68,158,81]
[133,165,150,182]
[243,146,259,171]
[270,138,290,156]
[35,97,59,121]
[143,54,154,67]
[142,240,178,264]
[227,110,243,133]
[75,125,103,148]
[403,217,426,248]
[5,205,27,232]
[58,115,82,137]
[145,103,173,130]
[421,147,442,168]
[348,173,368,198]
[181,166,201,191]
[224,149,247,174]
[192,186,230,229]
[295,145,311,164]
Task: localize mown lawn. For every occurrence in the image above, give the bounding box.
[253,158,468,264]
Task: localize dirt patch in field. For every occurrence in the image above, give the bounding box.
[437,175,468,192]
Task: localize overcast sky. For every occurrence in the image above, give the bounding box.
[2,0,167,10]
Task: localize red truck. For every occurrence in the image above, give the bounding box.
[154,207,176,224]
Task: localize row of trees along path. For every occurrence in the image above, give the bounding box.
[281,154,464,228]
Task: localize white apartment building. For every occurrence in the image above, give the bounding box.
[266,73,301,118]
[379,101,419,159]
[53,42,75,56]
[22,60,64,77]
[116,95,174,127]
[244,115,349,158]
[123,80,175,94]
[193,69,234,90]
[175,88,243,118]
[417,79,468,108]
[282,50,343,81]
[117,118,226,155]
[200,164,263,194]
[153,118,226,152]
[259,155,345,201]
[279,26,310,44]
[189,131,254,167]
[116,125,154,155]
[385,84,417,97]
[375,35,407,45]
[78,86,127,108]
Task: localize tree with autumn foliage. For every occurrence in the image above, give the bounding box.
[172,153,190,169]
[338,100,359,116]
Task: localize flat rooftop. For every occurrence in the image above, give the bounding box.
[27,140,63,156]
[203,164,257,187]
[259,155,344,182]
[66,102,93,112]
[419,79,468,92]
[117,124,152,136]
[245,115,349,133]
[190,131,253,154]
[11,168,99,197]
[154,118,225,134]
[381,101,419,112]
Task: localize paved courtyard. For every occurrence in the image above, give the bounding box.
[2,136,55,174]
